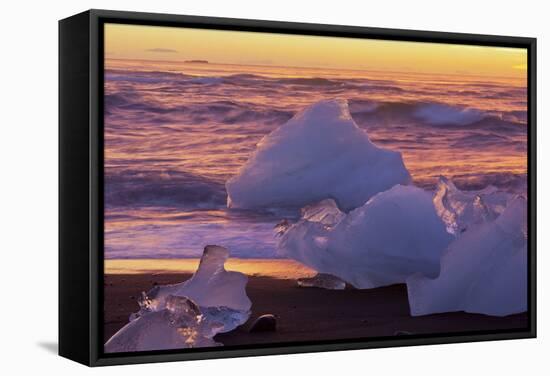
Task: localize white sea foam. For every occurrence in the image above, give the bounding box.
[413,103,485,125]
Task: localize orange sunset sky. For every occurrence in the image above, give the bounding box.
[105,23,527,78]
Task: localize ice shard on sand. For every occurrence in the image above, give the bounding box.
[104,245,251,352]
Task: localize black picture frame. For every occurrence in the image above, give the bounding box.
[59,9,537,367]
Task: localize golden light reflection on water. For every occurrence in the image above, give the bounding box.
[104,258,316,278]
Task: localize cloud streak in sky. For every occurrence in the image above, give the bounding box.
[146,48,178,53]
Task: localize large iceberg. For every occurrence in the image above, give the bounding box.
[277,185,453,289]
[104,245,251,352]
[407,196,527,317]
[226,99,411,211]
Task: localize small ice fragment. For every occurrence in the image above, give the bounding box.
[274,219,291,236]
[104,245,251,352]
[407,196,527,317]
[226,99,411,211]
[201,306,251,335]
[104,295,222,352]
[301,199,345,227]
[132,245,251,313]
[433,176,510,235]
[297,273,346,290]
[172,245,252,312]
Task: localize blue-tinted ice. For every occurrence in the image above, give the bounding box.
[226,99,411,211]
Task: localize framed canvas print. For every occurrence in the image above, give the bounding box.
[59,9,536,366]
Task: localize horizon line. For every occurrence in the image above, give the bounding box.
[104,57,526,81]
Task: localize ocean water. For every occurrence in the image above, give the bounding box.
[104,59,527,259]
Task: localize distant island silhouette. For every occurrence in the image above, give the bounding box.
[185,60,209,64]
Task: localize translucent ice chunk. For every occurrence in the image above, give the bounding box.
[105,246,251,352]
[201,306,251,335]
[274,219,292,237]
[105,295,223,352]
[433,176,510,235]
[171,245,252,311]
[407,196,527,317]
[226,99,411,211]
[132,245,251,315]
[300,199,345,227]
[278,185,453,289]
[297,273,346,290]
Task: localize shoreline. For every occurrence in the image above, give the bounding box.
[103,272,528,348]
[104,258,316,279]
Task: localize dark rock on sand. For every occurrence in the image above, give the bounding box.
[249,314,277,333]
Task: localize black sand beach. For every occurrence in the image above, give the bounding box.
[104,273,528,346]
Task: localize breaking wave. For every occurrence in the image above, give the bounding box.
[348,99,526,128]
[105,170,226,208]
